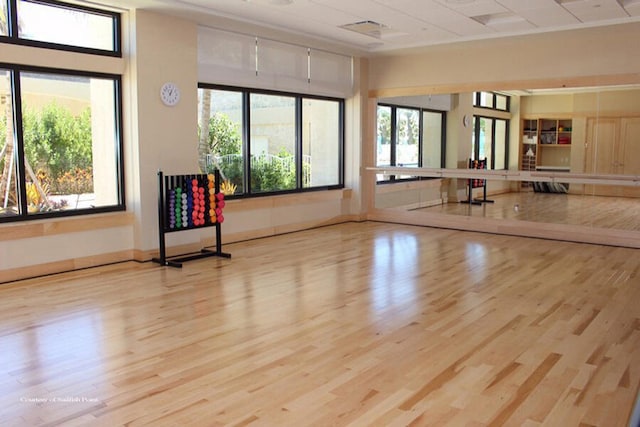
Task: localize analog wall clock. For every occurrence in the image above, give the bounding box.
[160,82,180,107]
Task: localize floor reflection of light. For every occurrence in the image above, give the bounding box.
[370,232,419,312]
[14,311,104,393]
[35,312,103,360]
[465,242,487,280]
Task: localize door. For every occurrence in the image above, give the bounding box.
[618,117,640,197]
[585,118,618,175]
[585,118,618,195]
[585,117,640,197]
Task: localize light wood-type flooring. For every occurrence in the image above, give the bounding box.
[1,221,639,426]
[416,192,640,231]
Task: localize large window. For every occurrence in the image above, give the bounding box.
[471,91,510,169]
[471,116,509,170]
[0,1,124,222]
[376,104,445,182]
[1,0,121,55]
[198,85,344,196]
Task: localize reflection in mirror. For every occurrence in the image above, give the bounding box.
[373,85,640,240]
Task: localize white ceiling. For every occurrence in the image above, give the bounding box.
[100,0,640,54]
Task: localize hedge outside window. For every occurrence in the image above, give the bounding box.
[250,93,296,193]
[0,68,124,220]
[197,85,344,197]
[0,0,123,222]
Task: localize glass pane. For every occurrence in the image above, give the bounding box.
[471,116,477,160]
[396,107,419,180]
[422,111,442,168]
[249,93,296,193]
[494,119,507,169]
[198,89,244,195]
[496,94,508,111]
[1,2,8,36]
[396,108,419,167]
[480,92,494,108]
[20,71,120,214]
[376,105,391,181]
[17,0,116,51]
[302,98,340,188]
[1,69,20,217]
[477,117,494,168]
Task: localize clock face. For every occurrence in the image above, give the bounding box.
[160,82,180,106]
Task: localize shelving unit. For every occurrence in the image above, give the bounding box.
[520,119,538,189]
[520,117,572,192]
[537,118,572,170]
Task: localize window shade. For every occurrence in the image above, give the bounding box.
[309,48,353,98]
[198,26,353,98]
[197,27,257,87]
[257,38,309,93]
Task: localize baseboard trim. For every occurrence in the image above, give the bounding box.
[135,214,364,262]
[0,250,134,284]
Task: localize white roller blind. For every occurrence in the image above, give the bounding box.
[309,48,353,98]
[197,27,257,87]
[257,38,309,93]
[197,26,353,98]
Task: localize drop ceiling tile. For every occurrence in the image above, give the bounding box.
[496,0,563,11]
[624,4,640,16]
[559,0,629,21]
[374,0,496,36]
[433,0,509,17]
[485,18,538,32]
[127,0,640,52]
[515,6,580,26]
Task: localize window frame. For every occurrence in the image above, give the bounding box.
[471,114,510,170]
[376,103,446,183]
[473,91,510,112]
[0,62,126,223]
[0,0,122,57]
[198,83,345,199]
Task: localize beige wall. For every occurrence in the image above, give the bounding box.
[0,18,131,279]
[368,22,640,96]
[128,10,200,252]
[2,10,639,281]
[0,9,363,282]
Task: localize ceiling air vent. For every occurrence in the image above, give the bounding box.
[339,20,392,39]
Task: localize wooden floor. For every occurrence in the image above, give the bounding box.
[1,221,639,426]
[417,192,640,231]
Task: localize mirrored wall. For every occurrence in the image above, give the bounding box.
[372,85,640,246]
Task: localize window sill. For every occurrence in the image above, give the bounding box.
[0,211,135,242]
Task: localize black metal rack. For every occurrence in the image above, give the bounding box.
[152,170,231,268]
[461,158,494,205]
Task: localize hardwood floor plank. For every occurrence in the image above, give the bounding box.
[0,221,638,426]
